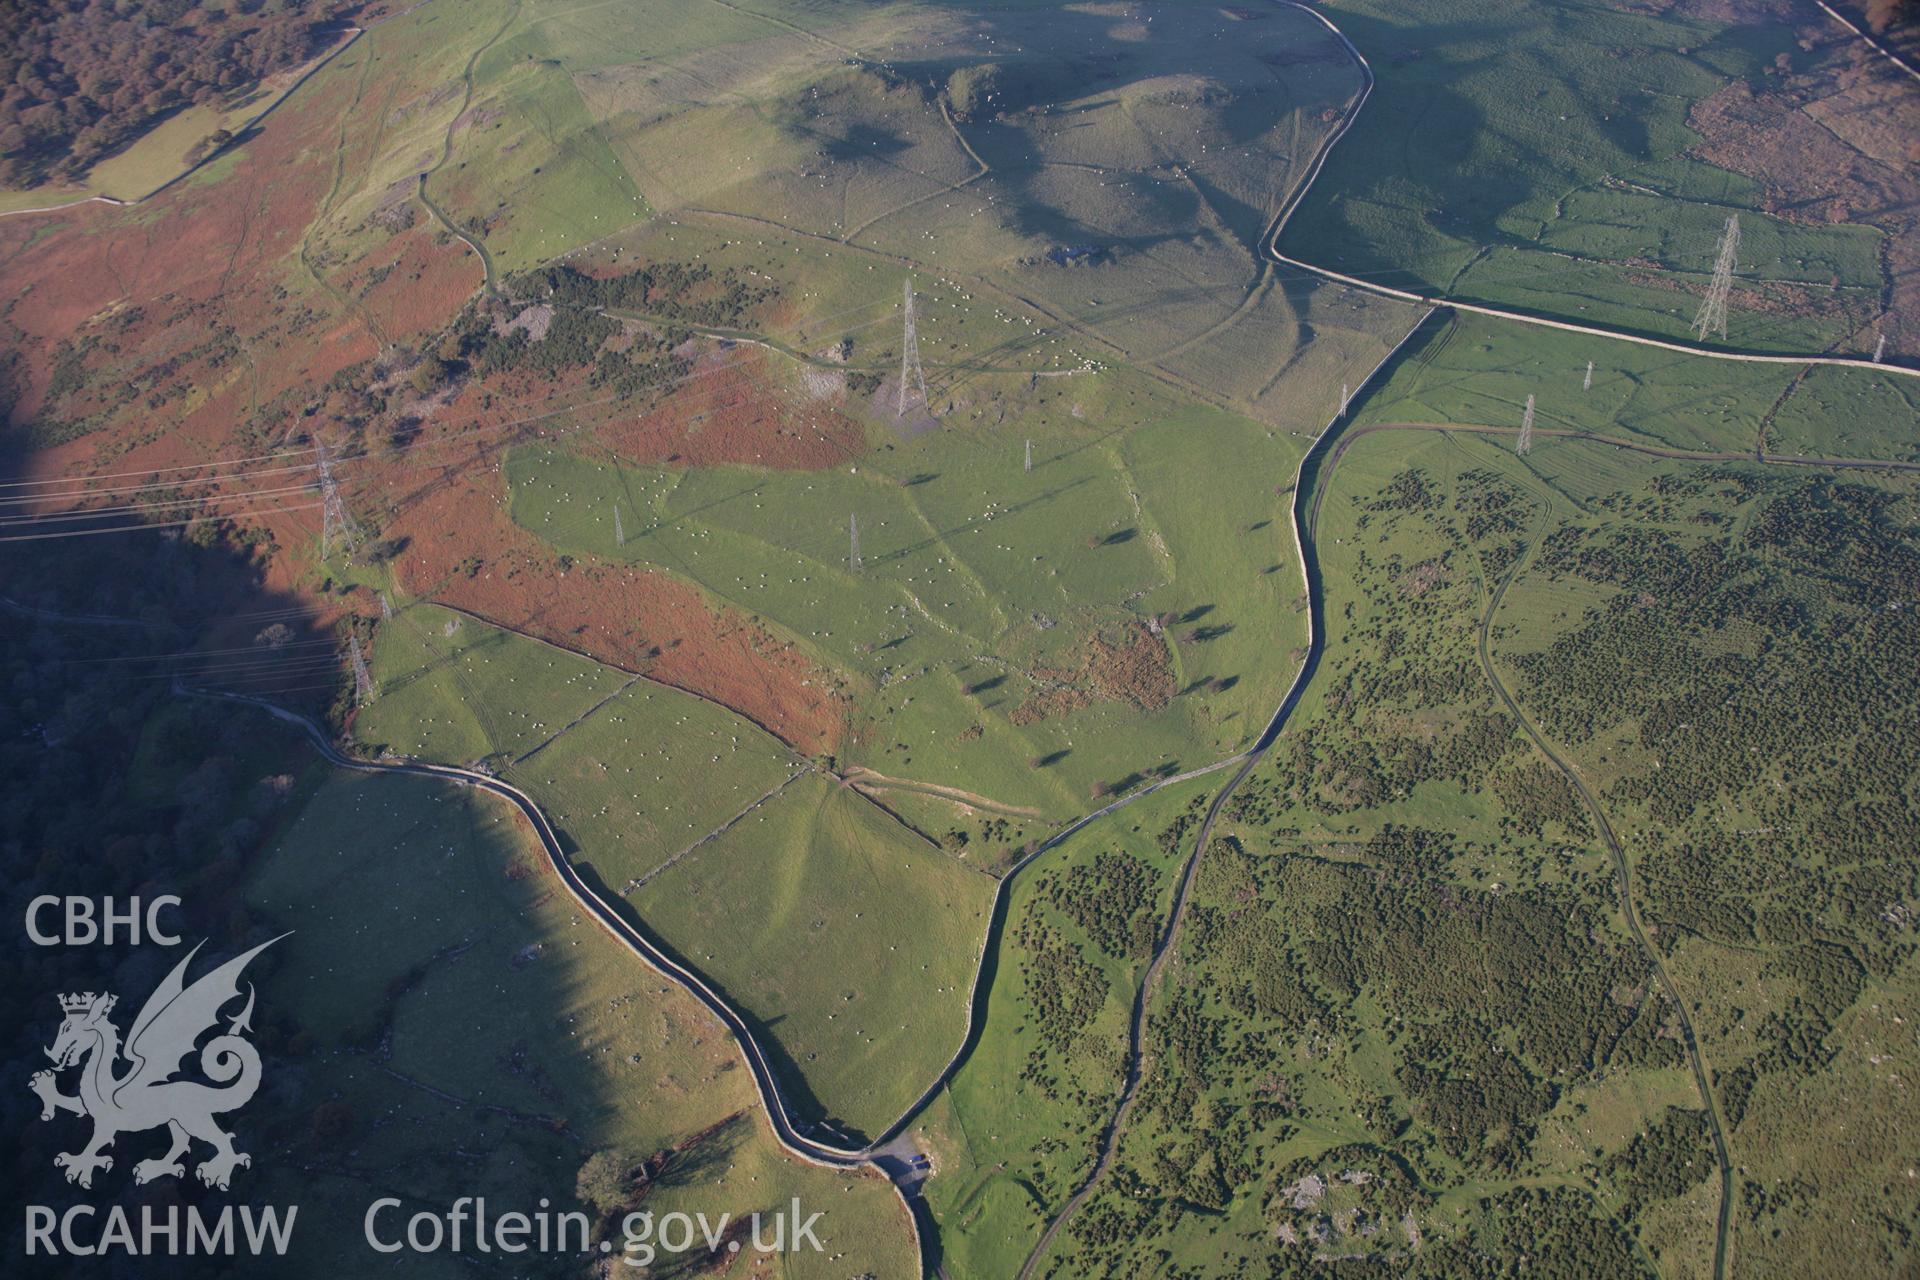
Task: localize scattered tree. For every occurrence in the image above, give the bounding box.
[575,1149,634,1215]
[183,128,234,167]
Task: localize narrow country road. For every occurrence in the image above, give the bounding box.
[181,685,930,1265]
[1813,0,1920,84]
[1012,312,1435,1278]
[1014,744,1270,1280]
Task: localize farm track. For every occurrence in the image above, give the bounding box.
[414,2,521,298]
[418,177,497,297]
[840,767,1042,820]
[172,387,1900,1276]
[1013,742,1267,1280]
[3,2,1904,396]
[1353,420,1920,474]
[0,23,373,221]
[598,306,1091,380]
[1242,394,1917,1280]
[667,205,1226,406]
[298,21,393,354]
[367,390,1892,1279]
[415,599,942,851]
[834,96,990,246]
[404,601,1262,1151]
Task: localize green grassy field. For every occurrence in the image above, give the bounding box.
[507,379,1309,824]
[1352,311,1920,459]
[1287,0,1888,356]
[357,600,989,1136]
[633,771,995,1136]
[929,421,1917,1276]
[357,602,634,764]
[289,0,528,296]
[945,430,1704,1278]
[1026,429,1709,1276]
[23,1,1909,1275]
[1017,423,1920,1279]
[1762,361,1920,463]
[1266,428,1605,871]
[430,9,653,273]
[245,766,917,1277]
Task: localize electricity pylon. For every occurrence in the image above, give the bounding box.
[349,635,373,706]
[898,278,929,417]
[1584,360,1594,391]
[1517,394,1535,455]
[614,503,625,547]
[317,439,353,557]
[1692,214,1740,342]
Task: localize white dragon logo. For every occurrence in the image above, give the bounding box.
[30,936,283,1191]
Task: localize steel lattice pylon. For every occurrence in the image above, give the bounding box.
[317,438,353,557]
[898,278,929,417]
[1692,214,1741,342]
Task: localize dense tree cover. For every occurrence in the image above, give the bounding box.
[1518,471,1918,995]
[518,261,774,332]
[1015,915,1109,1075]
[455,302,690,400]
[1428,1186,1649,1280]
[1037,850,1161,960]
[998,800,1205,1207]
[0,0,331,187]
[1171,835,1653,1179]
[1504,459,1920,1225]
[1035,809,1674,1270]
[1491,760,1592,841]
[574,1147,636,1215]
[943,63,1002,121]
[1484,462,1913,1261]
[1605,1108,1715,1215]
[454,260,781,401]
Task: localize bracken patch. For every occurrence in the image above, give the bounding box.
[1012,621,1175,725]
